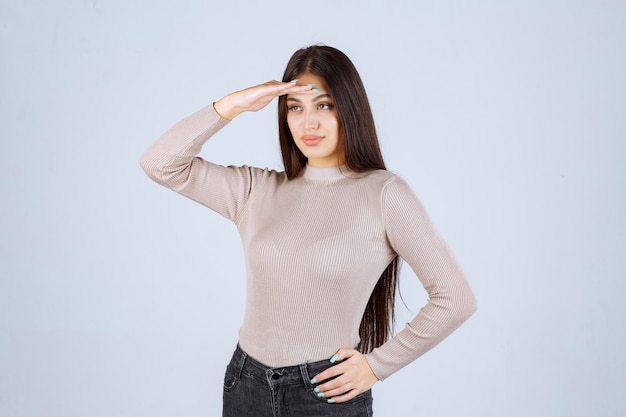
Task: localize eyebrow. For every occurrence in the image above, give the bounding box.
[286,93,332,103]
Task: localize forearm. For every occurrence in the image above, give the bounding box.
[365,281,477,380]
[140,104,230,190]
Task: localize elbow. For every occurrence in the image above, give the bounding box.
[442,285,477,326]
[466,294,478,318]
[139,150,191,191]
[139,150,164,183]
[457,289,478,322]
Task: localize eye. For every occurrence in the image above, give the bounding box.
[288,105,302,112]
[317,103,334,111]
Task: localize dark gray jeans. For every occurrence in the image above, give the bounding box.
[223,345,373,417]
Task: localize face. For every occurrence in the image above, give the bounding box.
[286,73,345,168]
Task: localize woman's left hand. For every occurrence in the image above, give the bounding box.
[311,348,379,403]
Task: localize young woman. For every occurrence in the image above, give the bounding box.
[141,45,477,416]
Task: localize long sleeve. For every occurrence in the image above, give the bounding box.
[365,176,477,380]
[140,104,254,223]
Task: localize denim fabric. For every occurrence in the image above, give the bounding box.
[223,345,373,417]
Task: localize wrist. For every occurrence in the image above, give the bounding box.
[213,96,241,121]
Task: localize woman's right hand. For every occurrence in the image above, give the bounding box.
[213,80,314,120]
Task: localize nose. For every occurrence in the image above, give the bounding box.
[303,109,318,130]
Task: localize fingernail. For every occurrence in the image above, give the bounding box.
[327,399,336,404]
[310,378,317,384]
[311,87,321,92]
[290,79,298,82]
[317,391,325,397]
[313,387,320,393]
[330,354,339,363]
[307,83,316,86]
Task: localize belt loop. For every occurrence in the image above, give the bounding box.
[298,363,312,390]
[235,345,247,380]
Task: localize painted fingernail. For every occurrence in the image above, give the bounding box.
[311,87,321,92]
[330,354,339,363]
[310,378,317,384]
[327,399,336,404]
[317,392,325,397]
[290,79,298,82]
[307,83,316,86]
[314,387,320,393]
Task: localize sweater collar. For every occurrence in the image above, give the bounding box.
[302,164,351,182]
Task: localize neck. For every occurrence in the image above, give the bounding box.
[302,164,349,181]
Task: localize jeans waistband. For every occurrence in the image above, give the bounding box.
[231,344,338,387]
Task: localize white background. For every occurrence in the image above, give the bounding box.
[1,1,624,416]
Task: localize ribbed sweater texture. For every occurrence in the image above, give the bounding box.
[140,104,477,380]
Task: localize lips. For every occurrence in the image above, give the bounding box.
[301,135,323,145]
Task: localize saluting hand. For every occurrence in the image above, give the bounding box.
[214,80,314,120]
[310,348,379,404]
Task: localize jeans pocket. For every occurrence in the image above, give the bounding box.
[223,364,238,392]
[223,355,245,392]
[302,367,372,406]
[303,364,371,405]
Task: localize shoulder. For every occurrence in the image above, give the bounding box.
[356,170,425,217]
[345,170,417,212]
[244,165,289,185]
[353,169,409,191]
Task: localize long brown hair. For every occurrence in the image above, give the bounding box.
[278,45,401,353]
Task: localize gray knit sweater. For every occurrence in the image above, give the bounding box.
[140,104,477,380]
